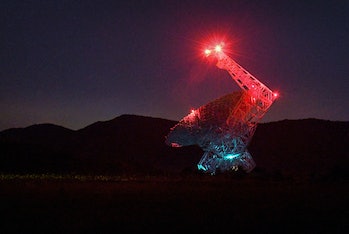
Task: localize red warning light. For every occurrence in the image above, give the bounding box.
[214,44,222,52]
[203,41,225,58]
[204,49,211,57]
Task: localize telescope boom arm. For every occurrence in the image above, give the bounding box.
[215,53,275,111]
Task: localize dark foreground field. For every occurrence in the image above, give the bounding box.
[1,177,347,233]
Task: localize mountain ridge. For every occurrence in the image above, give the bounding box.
[0,114,348,179]
[2,114,346,134]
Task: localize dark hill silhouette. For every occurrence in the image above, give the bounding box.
[250,118,349,179]
[0,123,73,142]
[72,114,202,174]
[0,115,348,179]
[0,115,202,175]
[0,124,75,173]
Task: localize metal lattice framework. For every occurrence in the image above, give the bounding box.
[166,43,277,174]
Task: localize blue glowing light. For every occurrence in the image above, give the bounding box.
[197,164,207,171]
[225,153,240,159]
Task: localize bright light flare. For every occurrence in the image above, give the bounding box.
[204,49,211,57]
[203,42,225,58]
[214,44,222,52]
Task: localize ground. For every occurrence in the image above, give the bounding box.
[0,176,347,233]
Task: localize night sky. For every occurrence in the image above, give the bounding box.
[1,0,348,131]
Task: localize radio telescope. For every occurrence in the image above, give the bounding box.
[165,42,278,175]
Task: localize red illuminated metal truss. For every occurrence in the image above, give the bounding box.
[166,43,277,174]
